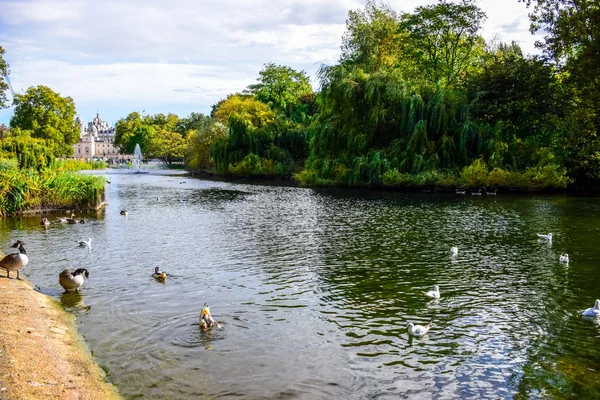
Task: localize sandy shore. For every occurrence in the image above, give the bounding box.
[0,274,121,400]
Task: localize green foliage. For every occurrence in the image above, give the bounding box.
[212,94,275,129]
[185,121,227,172]
[0,166,106,216]
[10,85,79,156]
[246,63,313,118]
[0,46,9,109]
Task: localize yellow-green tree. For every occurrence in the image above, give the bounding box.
[212,94,275,129]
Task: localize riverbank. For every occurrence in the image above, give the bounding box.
[0,275,121,399]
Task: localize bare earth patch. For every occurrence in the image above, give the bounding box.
[0,275,121,400]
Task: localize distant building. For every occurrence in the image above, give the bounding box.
[73,112,130,162]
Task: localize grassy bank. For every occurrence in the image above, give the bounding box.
[0,158,107,216]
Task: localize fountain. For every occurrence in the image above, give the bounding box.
[131,144,149,174]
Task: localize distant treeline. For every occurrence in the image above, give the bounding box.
[1,0,598,192]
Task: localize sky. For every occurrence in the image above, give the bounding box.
[0,0,542,126]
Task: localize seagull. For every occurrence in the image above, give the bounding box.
[425,285,440,299]
[76,238,92,248]
[580,300,600,317]
[450,246,458,257]
[537,233,553,241]
[407,321,432,337]
[559,253,569,263]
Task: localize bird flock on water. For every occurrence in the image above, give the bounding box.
[0,210,596,337]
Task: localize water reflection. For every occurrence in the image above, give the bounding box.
[4,173,600,399]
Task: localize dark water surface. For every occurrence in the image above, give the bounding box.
[1,170,600,399]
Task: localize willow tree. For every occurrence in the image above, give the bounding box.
[0,46,9,109]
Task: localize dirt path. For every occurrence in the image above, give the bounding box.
[0,274,121,400]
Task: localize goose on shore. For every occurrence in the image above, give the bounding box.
[425,285,440,299]
[559,253,569,263]
[537,233,553,241]
[580,300,600,318]
[407,321,432,337]
[59,268,89,292]
[200,304,221,329]
[450,246,458,257]
[152,267,166,281]
[0,241,29,280]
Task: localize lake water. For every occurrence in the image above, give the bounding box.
[1,169,599,399]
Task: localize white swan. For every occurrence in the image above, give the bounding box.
[425,285,440,299]
[559,253,569,263]
[537,233,553,241]
[450,246,458,257]
[580,300,600,317]
[407,321,432,337]
[76,238,92,248]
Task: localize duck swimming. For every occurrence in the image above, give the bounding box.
[76,238,92,248]
[537,233,553,241]
[450,246,458,257]
[200,304,221,330]
[407,321,432,337]
[120,210,128,216]
[41,217,51,226]
[560,253,569,263]
[425,285,440,299]
[580,300,600,318]
[0,241,29,280]
[152,267,166,281]
[59,268,89,292]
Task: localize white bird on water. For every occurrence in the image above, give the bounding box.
[76,238,92,248]
[407,321,433,337]
[450,246,458,257]
[580,300,600,318]
[537,233,553,241]
[425,285,440,299]
[559,253,569,263]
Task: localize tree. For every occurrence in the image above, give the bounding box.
[0,46,9,109]
[341,1,410,74]
[245,63,313,116]
[212,94,275,129]
[175,112,211,137]
[401,0,486,86]
[10,85,79,156]
[115,112,143,153]
[185,121,227,171]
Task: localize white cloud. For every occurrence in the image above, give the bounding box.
[0,0,540,124]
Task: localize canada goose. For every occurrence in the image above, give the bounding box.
[425,285,440,299]
[407,321,432,337]
[120,210,128,216]
[580,300,600,318]
[450,246,458,257]
[455,189,466,195]
[66,218,85,224]
[76,238,92,248]
[560,253,569,263]
[486,189,497,195]
[41,217,51,226]
[0,241,29,280]
[471,189,482,196]
[537,233,553,241]
[200,304,221,329]
[59,268,89,292]
[152,266,166,281]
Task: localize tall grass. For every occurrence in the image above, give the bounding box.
[0,158,106,216]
